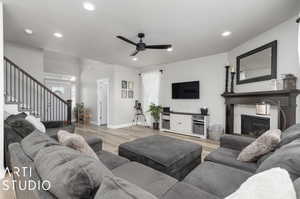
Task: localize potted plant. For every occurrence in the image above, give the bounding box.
[73,103,84,123]
[148,103,163,130]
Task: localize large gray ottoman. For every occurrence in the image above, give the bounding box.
[119,135,202,180]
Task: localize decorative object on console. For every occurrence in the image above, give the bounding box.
[230,71,235,93]
[200,107,208,115]
[148,103,163,130]
[256,99,287,130]
[256,102,270,115]
[282,74,297,90]
[224,65,230,93]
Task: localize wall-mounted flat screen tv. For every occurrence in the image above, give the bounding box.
[172,81,199,99]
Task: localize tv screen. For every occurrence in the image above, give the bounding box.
[172,81,199,99]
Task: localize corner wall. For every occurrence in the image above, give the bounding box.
[140,53,228,127]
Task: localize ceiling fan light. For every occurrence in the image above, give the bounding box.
[167,47,173,52]
[132,57,138,61]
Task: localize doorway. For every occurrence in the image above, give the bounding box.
[97,79,109,126]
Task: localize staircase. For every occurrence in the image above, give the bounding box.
[4,57,72,124]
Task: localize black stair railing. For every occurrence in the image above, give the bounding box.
[4,57,72,124]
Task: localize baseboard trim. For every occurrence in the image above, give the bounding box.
[90,121,99,125]
[108,123,133,129]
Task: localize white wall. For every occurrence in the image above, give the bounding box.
[80,59,114,124]
[0,2,4,178]
[111,65,140,127]
[80,59,140,127]
[229,16,299,92]
[141,53,228,127]
[44,50,81,103]
[4,41,44,82]
[228,16,300,124]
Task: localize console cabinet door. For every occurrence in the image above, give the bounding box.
[170,114,192,133]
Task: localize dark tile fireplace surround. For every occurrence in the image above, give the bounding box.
[241,115,270,137]
[222,89,300,135]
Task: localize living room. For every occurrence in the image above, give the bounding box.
[1,0,300,199]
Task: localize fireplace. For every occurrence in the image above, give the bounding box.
[241,115,270,137]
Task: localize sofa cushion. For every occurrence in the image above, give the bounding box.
[205,148,257,173]
[21,130,59,160]
[162,182,219,199]
[5,112,27,124]
[183,161,252,198]
[8,118,36,138]
[257,139,300,180]
[25,115,46,133]
[46,124,75,138]
[35,145,113,199]
[97,151,130,170]
[112,162,177,198]
[280,123,300,146]
[94,175,158,199]
[237,129,281,162]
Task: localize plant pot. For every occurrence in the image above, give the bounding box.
[153,122,159,130]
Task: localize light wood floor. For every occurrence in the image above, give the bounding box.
[0,124,219,199]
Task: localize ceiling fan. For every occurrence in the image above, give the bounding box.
[116,33,172,56]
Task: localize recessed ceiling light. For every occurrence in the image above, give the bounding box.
[53,32,63,38]
[167,47,173,52]
[132,57,138,61]
[83,2,95,11]
[222,31,232,37]
[24,29,33,35]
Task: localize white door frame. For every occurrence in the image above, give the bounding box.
[97,78,110,126]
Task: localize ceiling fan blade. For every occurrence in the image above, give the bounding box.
[130,50,139,56]
[116,36,137,46]
[146,45,172,49]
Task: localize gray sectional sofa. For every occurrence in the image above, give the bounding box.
[9,123,300,199]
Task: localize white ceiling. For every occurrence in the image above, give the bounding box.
[3,0,299,68]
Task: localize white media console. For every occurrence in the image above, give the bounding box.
[160,111,209,139]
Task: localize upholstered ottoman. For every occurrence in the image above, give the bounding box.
[119,135,202,180]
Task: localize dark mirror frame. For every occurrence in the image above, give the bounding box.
[236,40,277,85]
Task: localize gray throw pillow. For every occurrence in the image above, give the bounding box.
[9,118,35,138]
[237,129,281,162]
[94,175,158,199]
[57,130,99,160]
[280,124,300,147]
[256,139,300,180]
[5,112,27,124]
[34,145,113,199]
[21,130,58,160]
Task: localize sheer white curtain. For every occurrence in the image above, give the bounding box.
[141,71,161,126]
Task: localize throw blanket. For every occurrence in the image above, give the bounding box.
[225,168,296,199]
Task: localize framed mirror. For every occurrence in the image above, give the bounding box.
[236,40,277,85]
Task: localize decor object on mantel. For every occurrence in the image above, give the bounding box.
[230,71,236,93]
[221,89,300,134]
[282,74,297,90]
[256,99,287,130]
[224,65,230,93]
[148,103,163,130]
[200,107,208,115]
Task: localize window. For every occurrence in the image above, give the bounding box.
[141,71,161,125]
